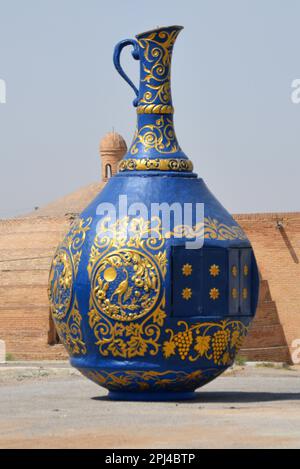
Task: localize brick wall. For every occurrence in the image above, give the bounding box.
[0,217,70,360]
[239,279,291,363]
[1,212,300,363]
[236,212,300,363]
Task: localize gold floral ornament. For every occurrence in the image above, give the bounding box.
[118,158,193,172]
[56,216,93,276]
[48,216,92,356]
[242,288,248,300]
[130,116,180,155]
[231,265,238,277]
[137,29,181,108]
[231,287,238,299]
[87,216,168,358]
[165,217,247,241]
[182,288,192,301]
[209,288,220,300]
[182,263,192,276]
[163,320,248,365]
[209,264,220,277]
[137,104,174,114]
[78,368,221,392]
[49,249,73,320]
[243,264,249,276]
[53,299,87,356]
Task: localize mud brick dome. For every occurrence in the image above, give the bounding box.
[100,131,127,181]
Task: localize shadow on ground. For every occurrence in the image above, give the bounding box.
[92,391,300,404]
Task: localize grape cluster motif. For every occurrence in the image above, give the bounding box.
[212,329,231,364]
[163,320,248,365]
[173,330,193,360]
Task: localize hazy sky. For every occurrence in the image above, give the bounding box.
[0,0,300,217]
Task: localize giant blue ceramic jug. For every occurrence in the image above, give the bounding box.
[49,26,259,400]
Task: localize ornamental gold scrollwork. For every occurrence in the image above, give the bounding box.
[48,249,73,321]
[163,319,248,365]
[118,158,193,172]
[137,104,174,115]
[54,298,87,356]
[48,216,92,355]
[58,216,93,276]
[137,29,180,108]
[140,82,171,107]
[166,216,247,241]
[49,249,87,355]
[130,29,182,154]
[87,216,168,358]
[130,116,180,155]
[78,368,221,392]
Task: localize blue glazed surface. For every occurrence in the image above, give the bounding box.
[108,391,196,402]
[115,25,187,163]
[49,26,259,400]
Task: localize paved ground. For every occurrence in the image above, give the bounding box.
[0,362,300,449]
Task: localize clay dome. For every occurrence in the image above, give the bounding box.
[100,131,127,152]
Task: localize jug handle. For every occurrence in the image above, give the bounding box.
[113,39,140,107]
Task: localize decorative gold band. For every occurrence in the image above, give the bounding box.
[137,104,174,114]
[118,158,193,172]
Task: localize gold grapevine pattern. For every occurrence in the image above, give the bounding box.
[78,368,222,392]
[163,320,248,366]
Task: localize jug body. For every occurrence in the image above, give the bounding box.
[49,26,259,400]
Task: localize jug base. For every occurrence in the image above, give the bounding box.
[107,391,196,401]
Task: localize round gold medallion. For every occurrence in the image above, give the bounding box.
[91,248,162,321]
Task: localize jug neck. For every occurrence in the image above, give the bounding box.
[135,25,182,114]
[116,26,194,174]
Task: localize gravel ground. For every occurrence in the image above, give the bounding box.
[0,363,300,449]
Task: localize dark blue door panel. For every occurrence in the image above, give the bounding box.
[171,246,253,318]
[203,248,228,316]
[171,246,203,317]
[240,248,252,315]
[228,249,240,315]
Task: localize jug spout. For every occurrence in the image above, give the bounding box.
[114,25,193,173]
[135,25,183,114]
